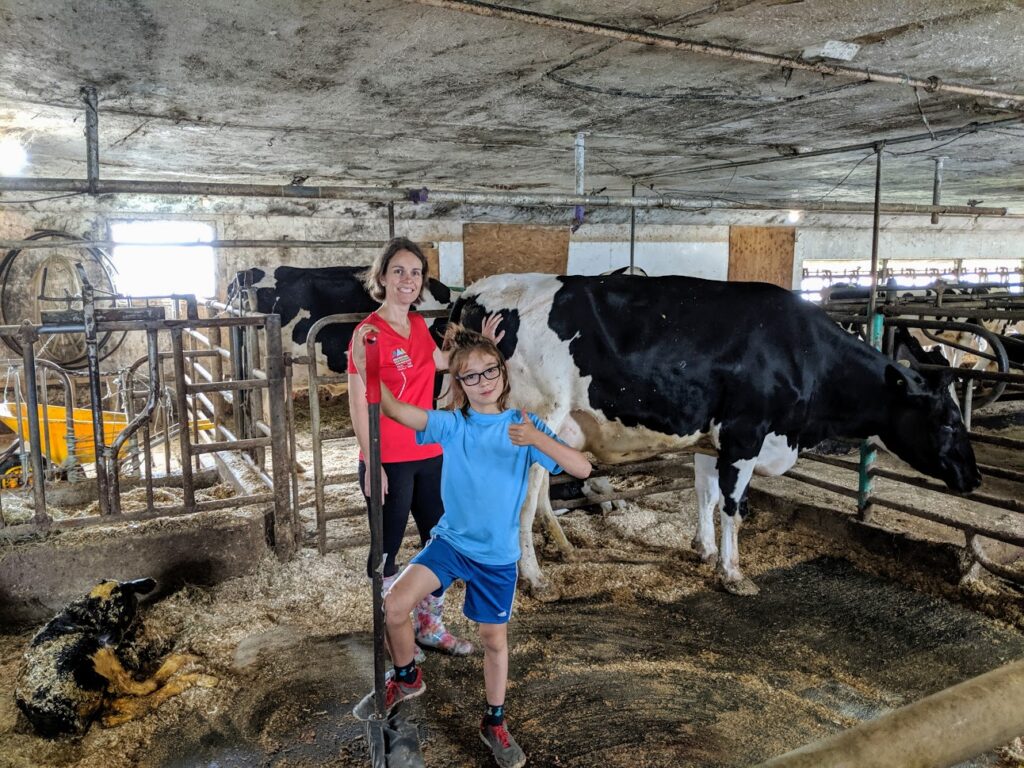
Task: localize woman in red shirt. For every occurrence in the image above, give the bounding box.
[347,237,500,656]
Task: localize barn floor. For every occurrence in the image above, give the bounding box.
[0,398,1021,767]
[111,557,1024,768]
[2,505,1021,768]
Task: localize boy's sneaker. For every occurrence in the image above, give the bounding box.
[479,721,527,768]
[351,668,426,721]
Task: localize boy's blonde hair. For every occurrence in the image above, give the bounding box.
[443,323,511,414]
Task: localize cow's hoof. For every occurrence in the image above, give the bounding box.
[192,674,219,688]
[721,576,759,596]
[690,538,718,566]
[546,549,575,564]
[527,581,561,603]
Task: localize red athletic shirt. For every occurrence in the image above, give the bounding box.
[347,312,443,463]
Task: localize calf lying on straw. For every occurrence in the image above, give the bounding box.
[15,578,216,738]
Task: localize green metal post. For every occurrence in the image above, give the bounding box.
[857,310,884,520]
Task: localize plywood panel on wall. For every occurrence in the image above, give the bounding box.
[420,243,440,282]
[728,226,795,288]
[462,224,569,285]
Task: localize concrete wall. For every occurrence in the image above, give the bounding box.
[1,196,1021,302]
[797,226,1024,263]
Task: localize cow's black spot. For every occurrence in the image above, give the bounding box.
[450,296,520,361]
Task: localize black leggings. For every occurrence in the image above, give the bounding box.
[358,455,444,578]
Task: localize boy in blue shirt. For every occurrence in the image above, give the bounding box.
[352,324,592,768]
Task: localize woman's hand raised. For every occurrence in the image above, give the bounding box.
[351,323,381,373]
[481,313,505,345]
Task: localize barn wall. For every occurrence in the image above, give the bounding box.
[727,226,796,287]
[795,226,1024,264]
[1,200,1021,304]
[438,238,729,286]
[462,224,570,283]
[1,198,1021,389]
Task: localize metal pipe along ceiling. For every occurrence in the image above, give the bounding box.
[0,177,1009,217]
[408,0,1024,106]
[639,116,1024,181]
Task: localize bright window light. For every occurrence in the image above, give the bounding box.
[787,209,802,223]
[800,258,1024,299]
[0,138,27,175]
[110,220,216,298]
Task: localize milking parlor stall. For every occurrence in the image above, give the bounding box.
[2,4,1024,767]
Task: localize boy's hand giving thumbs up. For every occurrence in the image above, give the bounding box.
[508,410,541,447]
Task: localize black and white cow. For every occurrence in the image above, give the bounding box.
[227,266,452,374]
[452,273,981,596]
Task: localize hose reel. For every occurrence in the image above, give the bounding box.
[0,230,125,368]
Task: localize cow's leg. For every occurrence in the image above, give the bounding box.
[715,443,761,596]
[581,476,627,512]
[90,647,160,697]
[537,472,574,559]
[691,452,719,566]
[518,464,559,601]
[102,672,218,728]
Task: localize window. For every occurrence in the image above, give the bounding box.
[799,259,873,302]
[110,220,216,298]
[800,258,1024,301]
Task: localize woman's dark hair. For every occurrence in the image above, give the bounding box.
[362,237,429,304]
[443,324,511,414]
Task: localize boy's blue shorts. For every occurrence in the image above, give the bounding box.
[411,537,518,625]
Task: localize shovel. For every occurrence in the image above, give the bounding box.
[362,331,426,768]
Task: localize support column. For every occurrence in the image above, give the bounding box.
[81,86,99,196]
[18,324,48,525]
[859,144,884,522]
[572,131,585,230]
[930,156,946,225]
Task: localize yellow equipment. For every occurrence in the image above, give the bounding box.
[0,403,214,486]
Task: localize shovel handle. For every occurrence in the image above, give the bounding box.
[364,332,381,404]
[364,329,387,719]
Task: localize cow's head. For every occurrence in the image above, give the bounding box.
[878,365,981,493]
[79,578,157,641]
[225,268,266,309]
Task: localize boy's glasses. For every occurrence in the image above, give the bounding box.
[456,365,501,386]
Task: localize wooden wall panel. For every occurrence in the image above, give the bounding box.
[420,243,440,282]
[727,226,796,288]
[462,224,569,285]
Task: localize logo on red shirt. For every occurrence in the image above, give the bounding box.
[392,348,413,371]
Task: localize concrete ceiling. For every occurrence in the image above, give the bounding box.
[2,0,1024,211]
